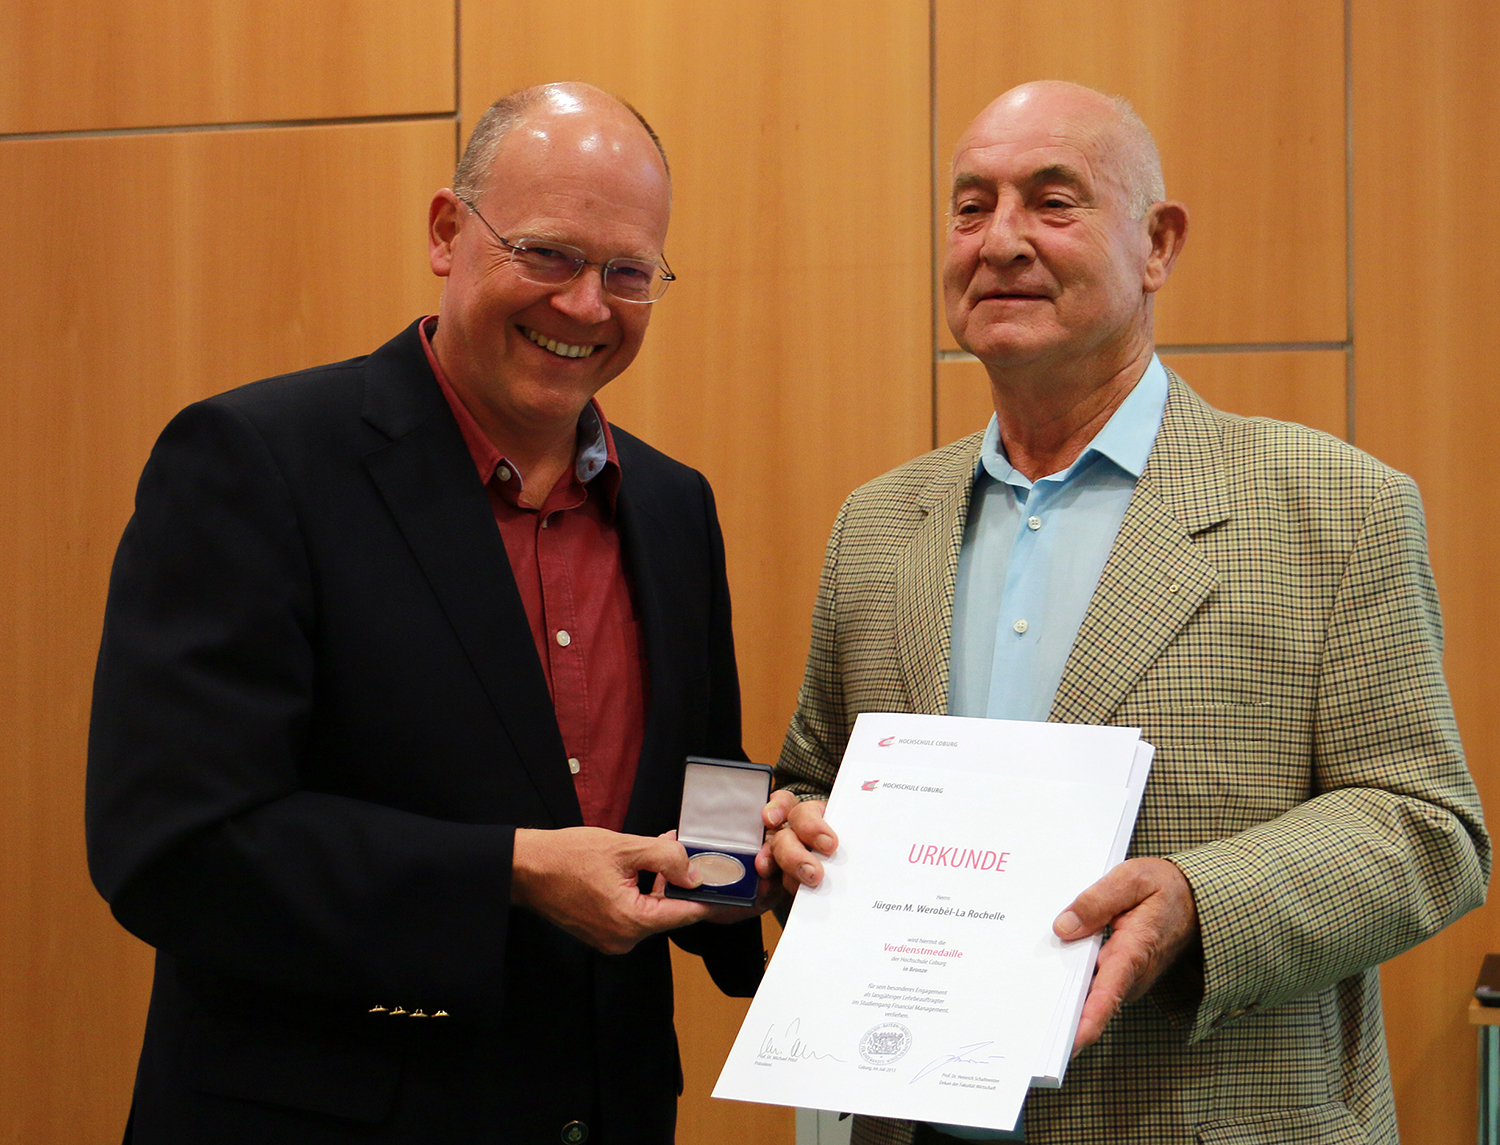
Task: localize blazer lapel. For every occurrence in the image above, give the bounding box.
[359,325,581,827]
[1050,374,1229,725]
[895,440,981,715]
[611,459,682,836]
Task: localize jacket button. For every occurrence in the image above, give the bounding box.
[561,1121,589,1144]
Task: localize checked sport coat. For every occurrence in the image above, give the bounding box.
[777,373,1489,1145]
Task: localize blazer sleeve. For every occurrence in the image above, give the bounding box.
[86,399,517,1013]
[1167,471,1490,1042]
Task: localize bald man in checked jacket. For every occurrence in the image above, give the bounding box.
[762,81,1487,1145]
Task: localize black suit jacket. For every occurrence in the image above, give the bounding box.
[87,320,763,1144]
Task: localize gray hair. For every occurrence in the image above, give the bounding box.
[452,84,670,204]
[1108,94,1166,217]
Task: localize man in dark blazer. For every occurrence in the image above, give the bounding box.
[87,82,764,1144]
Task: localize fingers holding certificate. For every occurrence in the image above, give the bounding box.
[719,713,1153,1130]
[760,791,837,892]
[1053,856,1200,1054]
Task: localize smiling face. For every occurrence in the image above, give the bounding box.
[943,84,1168,382]
[428,87,670,441]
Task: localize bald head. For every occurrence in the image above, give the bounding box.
[961,81,1164,218]
[453,82,670,205]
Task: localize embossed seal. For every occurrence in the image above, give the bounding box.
[859,1022,912,1065]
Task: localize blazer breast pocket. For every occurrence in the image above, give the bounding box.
[1128,702,1312,852]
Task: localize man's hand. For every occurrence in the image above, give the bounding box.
[756,791,837,896]
[511,826,719,955]
[1053,857,1199,1055]
[646,830,778,926]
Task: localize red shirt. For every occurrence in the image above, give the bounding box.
[421,317,646,832]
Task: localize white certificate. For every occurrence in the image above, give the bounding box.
[714,714,1148,1129]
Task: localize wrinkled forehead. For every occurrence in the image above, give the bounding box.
[951,102,1126,198]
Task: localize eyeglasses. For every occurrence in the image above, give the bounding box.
[458,197,675,304]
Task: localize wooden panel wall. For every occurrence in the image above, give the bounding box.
[933,0,1347,353]
[2,1,1493,1143]
[1352,2,1500,1141]
[0,0,454,132]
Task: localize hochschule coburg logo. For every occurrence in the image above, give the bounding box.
[861,779,880,791]
[874,735,960,749]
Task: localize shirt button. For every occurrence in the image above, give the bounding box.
[1013,619,1028,635]
[567,757,581,774]
[561,1122,589,1145]
[1027,515,1042,531]
[555,630,572,647]
[496,465,512,482]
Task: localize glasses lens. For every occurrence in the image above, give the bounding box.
[604,261,667,302]
[509,241,583,285]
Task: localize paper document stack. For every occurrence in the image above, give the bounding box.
[713,712,1152,1131]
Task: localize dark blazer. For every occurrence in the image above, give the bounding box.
[87,320,763,1144]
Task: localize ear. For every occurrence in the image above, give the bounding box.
[1141,200,1189,295]
[429,189,462,278]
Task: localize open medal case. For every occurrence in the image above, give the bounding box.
[664,756,772,906]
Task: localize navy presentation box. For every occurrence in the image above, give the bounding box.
[665,756,772,906]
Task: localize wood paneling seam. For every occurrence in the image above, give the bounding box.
[0,113,459,144]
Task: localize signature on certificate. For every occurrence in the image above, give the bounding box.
[758,1017,847,1063]
[910,1041,1006,1084]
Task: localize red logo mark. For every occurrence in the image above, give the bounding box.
[878,736,896,747]
[861,780,881,791]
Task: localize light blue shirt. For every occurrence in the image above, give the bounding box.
[949,356,1168,724]
[934,357,1167,1141]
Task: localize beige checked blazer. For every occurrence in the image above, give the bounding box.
[777,374,1490,1145]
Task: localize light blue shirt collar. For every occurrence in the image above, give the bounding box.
[976,355,1169,489]
[575,401,609,483]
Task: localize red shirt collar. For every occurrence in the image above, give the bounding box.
[419,315,622,511]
